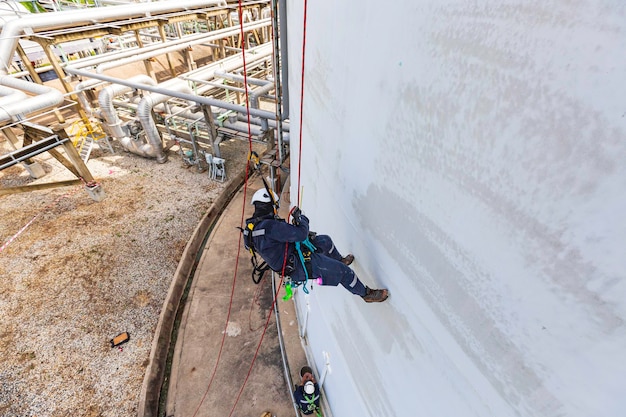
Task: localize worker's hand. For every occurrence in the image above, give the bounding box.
[291,206,302,226]
[301,372,315,384]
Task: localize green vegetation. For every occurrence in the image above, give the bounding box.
[19,1,46,13]
[20,0,98,13]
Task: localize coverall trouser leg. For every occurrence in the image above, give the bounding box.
[309,234,344,261]
[309,254,367,296]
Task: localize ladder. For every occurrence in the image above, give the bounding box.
[78,135,95,162]
[69,119,112,163]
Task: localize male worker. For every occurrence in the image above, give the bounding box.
[293,366,321,415]
[245,188,388,302]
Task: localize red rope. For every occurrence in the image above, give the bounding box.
[248,274,268,332]
[191,2,255,415]
[237,4,254,147]
[193,0,309,412]
[227,274,285,417]
[296,0,308,204]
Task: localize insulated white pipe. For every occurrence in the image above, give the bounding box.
[136,81,194,163]
[0,0,227,74]
[75,78,104,117]
[249,81,275,130]
[0,85,27,121]
[94,20,271,73]
[0,2,30,30]
[0,76,64,122]
[66,65,276,120]
[0,85,27,106]
[213,70,273,87]
[183,42,272,80]
[98,74,156,140]
[65,19,269,72]
[97,43,272,162]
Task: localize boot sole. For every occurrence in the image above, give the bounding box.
[363,289,389,303]
[341,254,355,266]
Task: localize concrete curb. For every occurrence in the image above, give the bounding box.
[137,167,248,417]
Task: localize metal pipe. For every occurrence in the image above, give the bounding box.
[94,20,272,73]
[10,63,82,79]
[318,352,331,388]
[0,76,64,122]
[64,19,270,72]
[236,113,290,132]
[213,70,273,87]
[249,82,275,130]
[0,0,228,74]
[272,273,302,417]
[221,119,264,136]
[117,95,282,138]
[136,81,195,163]
[66,66,276,120]
[74,78,104,117]
[98,74,156,140]
[163,103,265,137]
[269,0,283,164]
[278,0,289,119]
[66,42,275,134]
[208,73,276,131]
[183,43,273,79]
[168,103,266,135]
[0,85,27,106]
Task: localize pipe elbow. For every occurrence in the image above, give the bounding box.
[139,142,167,163]
[120,136,147,155]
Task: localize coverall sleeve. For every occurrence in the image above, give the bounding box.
[269,215,310,242]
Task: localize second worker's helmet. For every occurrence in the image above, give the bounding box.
[251,188,279,206]
[304,381,315,395]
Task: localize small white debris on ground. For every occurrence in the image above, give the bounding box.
[0,138,256,416]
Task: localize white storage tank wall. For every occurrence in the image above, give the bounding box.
[286,1,626,416]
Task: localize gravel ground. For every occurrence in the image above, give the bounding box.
[0,137,256,416]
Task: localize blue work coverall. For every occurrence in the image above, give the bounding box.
[293,382,321,415]
[250,214,367,296]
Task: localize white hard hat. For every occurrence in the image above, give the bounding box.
[251,188,279,206]
[304,381,315,395]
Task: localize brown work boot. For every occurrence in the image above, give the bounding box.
[341,254,355,266]
[362,287,389,303]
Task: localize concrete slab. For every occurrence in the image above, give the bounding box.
[165,175,309,417]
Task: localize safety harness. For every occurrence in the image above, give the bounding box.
[241,216,278,284]
[242,151,282,284]
[240,217,317,295]
[242,151,317,293]
[303,394,323,417]
[295,237,316,294]
[298,388,322,416]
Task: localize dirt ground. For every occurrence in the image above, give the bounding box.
[0,135,257,416]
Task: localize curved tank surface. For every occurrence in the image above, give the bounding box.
[285,1,626,416]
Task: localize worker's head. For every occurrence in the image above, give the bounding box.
[304,381,315,395]
[251,188,278,216]
[300,366,313,377]
[251,188,279,206]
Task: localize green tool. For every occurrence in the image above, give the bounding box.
[282,282,293,301]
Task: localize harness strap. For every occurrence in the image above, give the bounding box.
[250,255,271,284]
[303,393,323,417]
[241,221,272,284]
[295,237,316,294]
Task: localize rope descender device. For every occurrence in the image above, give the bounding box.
[249,151,261,171]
